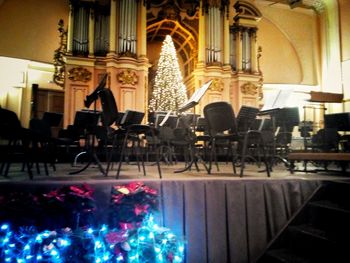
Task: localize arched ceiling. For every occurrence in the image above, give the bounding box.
[256,0,324,11]
[147,19,197,69]
[146,0,199,77]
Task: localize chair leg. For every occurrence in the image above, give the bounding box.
[240,135,249,177]
[151,130,162,179]
[230,143,237,175]
[208,139,216,174]
[138,141,146,177]
[116,134,129,179]
[260,136,270,177]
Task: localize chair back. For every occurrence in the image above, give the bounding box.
[203,101,237,136]
[275,107,300,132]
[42,112,63,127]
[236,106,259,133]
[0,107,23,139]
[196,117,208,133]
[99,88,119,127]
[177,113,199,129]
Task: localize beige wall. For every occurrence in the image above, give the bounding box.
[338,0,350,110]
[0,0,69,63]
[339,0,350,61]
[256,3,320,86]
[257,18,303,84]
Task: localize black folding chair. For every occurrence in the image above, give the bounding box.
[99,89,162,179]
[203,102,239,175]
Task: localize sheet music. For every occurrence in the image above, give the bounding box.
[261,88,293,112]
[159,110,173,127]
[120,110,130,125]
[178,80,213,112]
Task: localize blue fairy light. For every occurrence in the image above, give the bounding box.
[0,211,185,263]
[50,249,58,256]
[174,255,182,262]
[100,225,107,232]
[23,244,30,250]
[149,232,155,239]
[1,224,9,230]
[116,254,124,262]
[103,253,109,261]
[95,240,102,249]
[35,234,43,243]
[157,253,163,261]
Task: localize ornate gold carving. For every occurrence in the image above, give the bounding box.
[241,82,258,96]
[117,70,138,85]
[68,67,92,82]
[209,79,224,92]
[53,19,67,87]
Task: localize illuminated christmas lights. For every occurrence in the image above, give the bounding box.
[149,35,188,112]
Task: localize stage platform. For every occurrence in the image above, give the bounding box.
[1,162,349,263]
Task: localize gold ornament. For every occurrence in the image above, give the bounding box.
[68,67,92,82]
[241,82,258,95]
[209,79,224,92]
[117,70,138,85]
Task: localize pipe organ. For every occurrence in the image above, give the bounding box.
[118,0,137,56]
[72,5,89,56]
[62,0,263,127]
[206,6,222,64]
[94,9,109,56]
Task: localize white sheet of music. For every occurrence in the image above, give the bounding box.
[178,80,213,112]
[159,110,173,127]
[261,88,293,111]
[188,80,213,104]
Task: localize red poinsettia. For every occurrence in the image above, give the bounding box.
[44,189,65,202]
[69,184,94,200]
[109,182,159,228]
[105,230,128,245]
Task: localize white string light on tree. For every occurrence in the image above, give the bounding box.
[149,35,188,112]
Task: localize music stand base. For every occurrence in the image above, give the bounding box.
[69,152,106,176]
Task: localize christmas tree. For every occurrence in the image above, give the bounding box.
[149,35,188,112]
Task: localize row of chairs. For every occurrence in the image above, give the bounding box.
[0,95,299,179]
[0,108,64,179]
[96,90,300,178]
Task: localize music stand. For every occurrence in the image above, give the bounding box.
[173,80,213,173]
[325,113,350,131]
[178,80,213,113]
[259,89,294,168]
[119,110,145,128]
[156,113,178,128]
[69,74,108,176]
